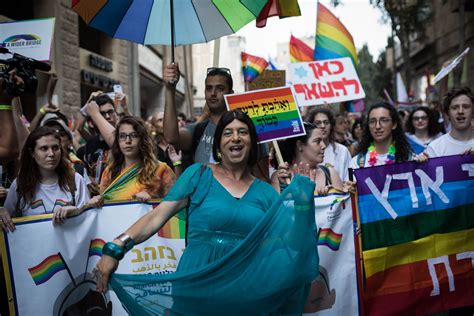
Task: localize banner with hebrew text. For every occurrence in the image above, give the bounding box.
[0,201,185,316]
[354,155,474,315]
[289,57,365,106]
[304,191,359,315]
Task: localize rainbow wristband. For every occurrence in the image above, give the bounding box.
[0,105,12,111]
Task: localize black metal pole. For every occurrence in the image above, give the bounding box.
[170,0,175,63]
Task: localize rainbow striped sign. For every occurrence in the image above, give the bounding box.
[27,254,66,286]
[224,87,305,143]
[354,155,474,315]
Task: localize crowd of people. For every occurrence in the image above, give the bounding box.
[0,63,472,314]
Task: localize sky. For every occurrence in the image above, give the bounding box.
[235,0,392,62]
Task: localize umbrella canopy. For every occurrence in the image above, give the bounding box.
[72,0,259,46]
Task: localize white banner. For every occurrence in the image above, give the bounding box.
[304,192,359,315]
[0,18,55,62]
[289,58,365,106]
[1,202,185,316]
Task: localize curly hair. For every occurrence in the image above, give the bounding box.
[442,87,474,113]
[109,116,158,188]
[358,102,413,162]
[405,107,440,137]
[17,126,75,211]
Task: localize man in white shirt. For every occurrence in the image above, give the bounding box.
[425,87,473,157]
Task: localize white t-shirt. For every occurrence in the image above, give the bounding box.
[323,142,351,181]
[4,173,89,217]
[425,133,474,157]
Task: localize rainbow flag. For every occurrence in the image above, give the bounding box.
[314,3,358,66]
[54,199,69,207]
[354,155,474,315]
[101,162,141,201]
[89,238,106,257]
[158,214,186,239]
[28,254,66,286]
[318,228,342,251]
[241,52,269,82]
[30,199,44,210]
[243,0,301,28]
[289,35,314,63]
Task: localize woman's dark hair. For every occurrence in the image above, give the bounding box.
[358,102,412,162]
[351,118,363,141]
[17,126,75,210]
[442,86,474,113]
[305,107,336,144]
[110,116,158,186]
[406,107,440,137]
[212,110,258,166]
[276,122,317,168]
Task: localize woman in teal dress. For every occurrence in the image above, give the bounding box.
[95,110,319,315]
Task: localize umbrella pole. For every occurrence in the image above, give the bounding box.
[170,0,175,63]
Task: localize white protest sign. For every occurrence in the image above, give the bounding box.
[289,57,365,106]
[433,47,470,84]
[0,202,185,316]
[0,18,55,62]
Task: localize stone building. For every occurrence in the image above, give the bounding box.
[0,0,193,121]
[394,0,474,100]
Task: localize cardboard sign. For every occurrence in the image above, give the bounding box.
[248,70,286,91]
[289,57,365,106]
[225,86,305,143]
[0,18,55,62]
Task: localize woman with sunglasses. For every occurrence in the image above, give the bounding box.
[94,110,317,315]
[272,122,343,195]
[405,107,442,154]
[82,116,175,211]
[306,108,352,181]
[0,127,89,231]
[350,102,413,169]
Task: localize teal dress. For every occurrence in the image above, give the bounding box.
[110,164,319,315]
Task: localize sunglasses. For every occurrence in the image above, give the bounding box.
[207,67,231,75]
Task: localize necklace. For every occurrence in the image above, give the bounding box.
[368,142,396,166]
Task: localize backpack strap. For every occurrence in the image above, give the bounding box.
[319,164,332,186]
[191,120,209,154]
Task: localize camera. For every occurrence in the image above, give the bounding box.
[0,47,51,96]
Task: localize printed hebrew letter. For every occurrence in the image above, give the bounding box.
[261,103,268,115]
[143,247,157,261]
[392,172,419,208]
[271,116,278,126]
[427,256,455,296]
[414,167,449,205]
[165,247,176,260]
[331,80,348,96]
[131,249,144,263]
[329,60,344,74]
[305,84,320,100]
[341,78,360,93]
[461,164,474,177]
[316,61,331,77]
[294,84,309,100]
[365,175,397,219]
[317,82,335,98]
[158,246,166,259]
[456,251,474,267]
[308,62,320,79]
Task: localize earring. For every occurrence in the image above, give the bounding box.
[217,151,222,160]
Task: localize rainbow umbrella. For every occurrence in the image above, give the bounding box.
[72,0,261,61]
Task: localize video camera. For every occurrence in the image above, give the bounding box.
[0,46,51,96]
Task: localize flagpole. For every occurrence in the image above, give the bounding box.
[58,252,77,287]
[83,240,92,281]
